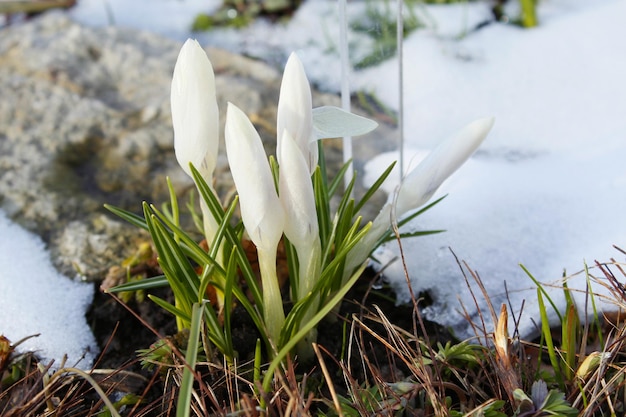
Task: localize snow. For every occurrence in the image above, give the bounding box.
[2,0,625,365]
[360,0,626,339]
[0,211,98,368]
[66,0,219,40]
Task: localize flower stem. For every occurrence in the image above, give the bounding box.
[295,240,322,361]
[258,247,285,350]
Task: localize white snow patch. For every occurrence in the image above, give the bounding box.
[0,211,98,368]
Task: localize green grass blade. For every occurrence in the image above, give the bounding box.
[537,288,564,390]
[152,219,200,297]
[186,189,204,234]
[176,301,205,417]
[562,303,578,380]
[335,199,356,250]
[382,229,445,243]
[105,275,168,293]
[353,161,395,214]
[104,204,148,231]
[221,247,239,360]
[191,164,263,308]
[263,262,367,392]
[396,195,446,229]
[190,164,225,223]
[584,262,604,349]
[327,159,352,198]
[521,264,563,323]
[150,203,227,278]
[254,339,262,397]
[201,301,229,356]
[167,176,180,230]
[148,294,191,324]
[283,237,299,301]
[313,166,332,250]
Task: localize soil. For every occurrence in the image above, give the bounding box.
[84,266,455,415]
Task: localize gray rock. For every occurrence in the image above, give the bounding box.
[0,11,396,281]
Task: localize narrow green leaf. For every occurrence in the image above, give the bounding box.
[562,303,578,380]
[201,302,229,356]
[353,161,395,214]
[166,176,180,230]
[148,294,191,324]
[382,229,445,243]
[150,204,226,277]
[254,339,262,396]
[190,164,225,223]
[186,189,204,234]
[327,159,352,198]
[396,195,446,229]
[537,289,564,390]
[584,262,604,349]
[105,275,168,293]
[104,204,148,231]
[263,262,367,392]
[221,247,240,360]
[191,164,263,308]
[313,166,332,250]
[177,302,205,417]
[335,199,356,247]
[283,237,300,301]
[152,219,200,297]
[521,265,563,323]
[269,155,280,191]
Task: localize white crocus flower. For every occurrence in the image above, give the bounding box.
[277,53,379,174]
[279,130,321,298]
[171,39,225,309]
[393,117,495,216]
[279,129,322,359]
[344,117,495,280]
[171,39,219,181]
[277,53,315,171]
[225,102,286,345]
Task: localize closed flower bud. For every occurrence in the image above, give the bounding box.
[225,103,285,252]
[171,39,219,181]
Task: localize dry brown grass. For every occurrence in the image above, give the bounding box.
[2,250,626,416]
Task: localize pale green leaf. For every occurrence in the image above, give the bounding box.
[312,106,378,139]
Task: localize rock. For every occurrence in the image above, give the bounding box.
[0,11,397,281]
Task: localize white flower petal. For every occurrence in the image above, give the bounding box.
[279,130,318,247]
[171,39,219,180]
[277,52,315,172]
[225,103,284,251]
[394,117,495,216]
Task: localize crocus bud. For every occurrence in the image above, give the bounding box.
[279,130,319,248]
[277,53,315,172]
[225,103,284,252]
[277,53,378,174]
[171,39,219,181]
[343,117,494,281]
[393,117,495,216]
[226,102,286,343]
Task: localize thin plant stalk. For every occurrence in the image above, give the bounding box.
[41,366,122,417]
[339,0,353,193]
[397,0,404,179]
[520,0,537,28]
[258,247,286,349]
